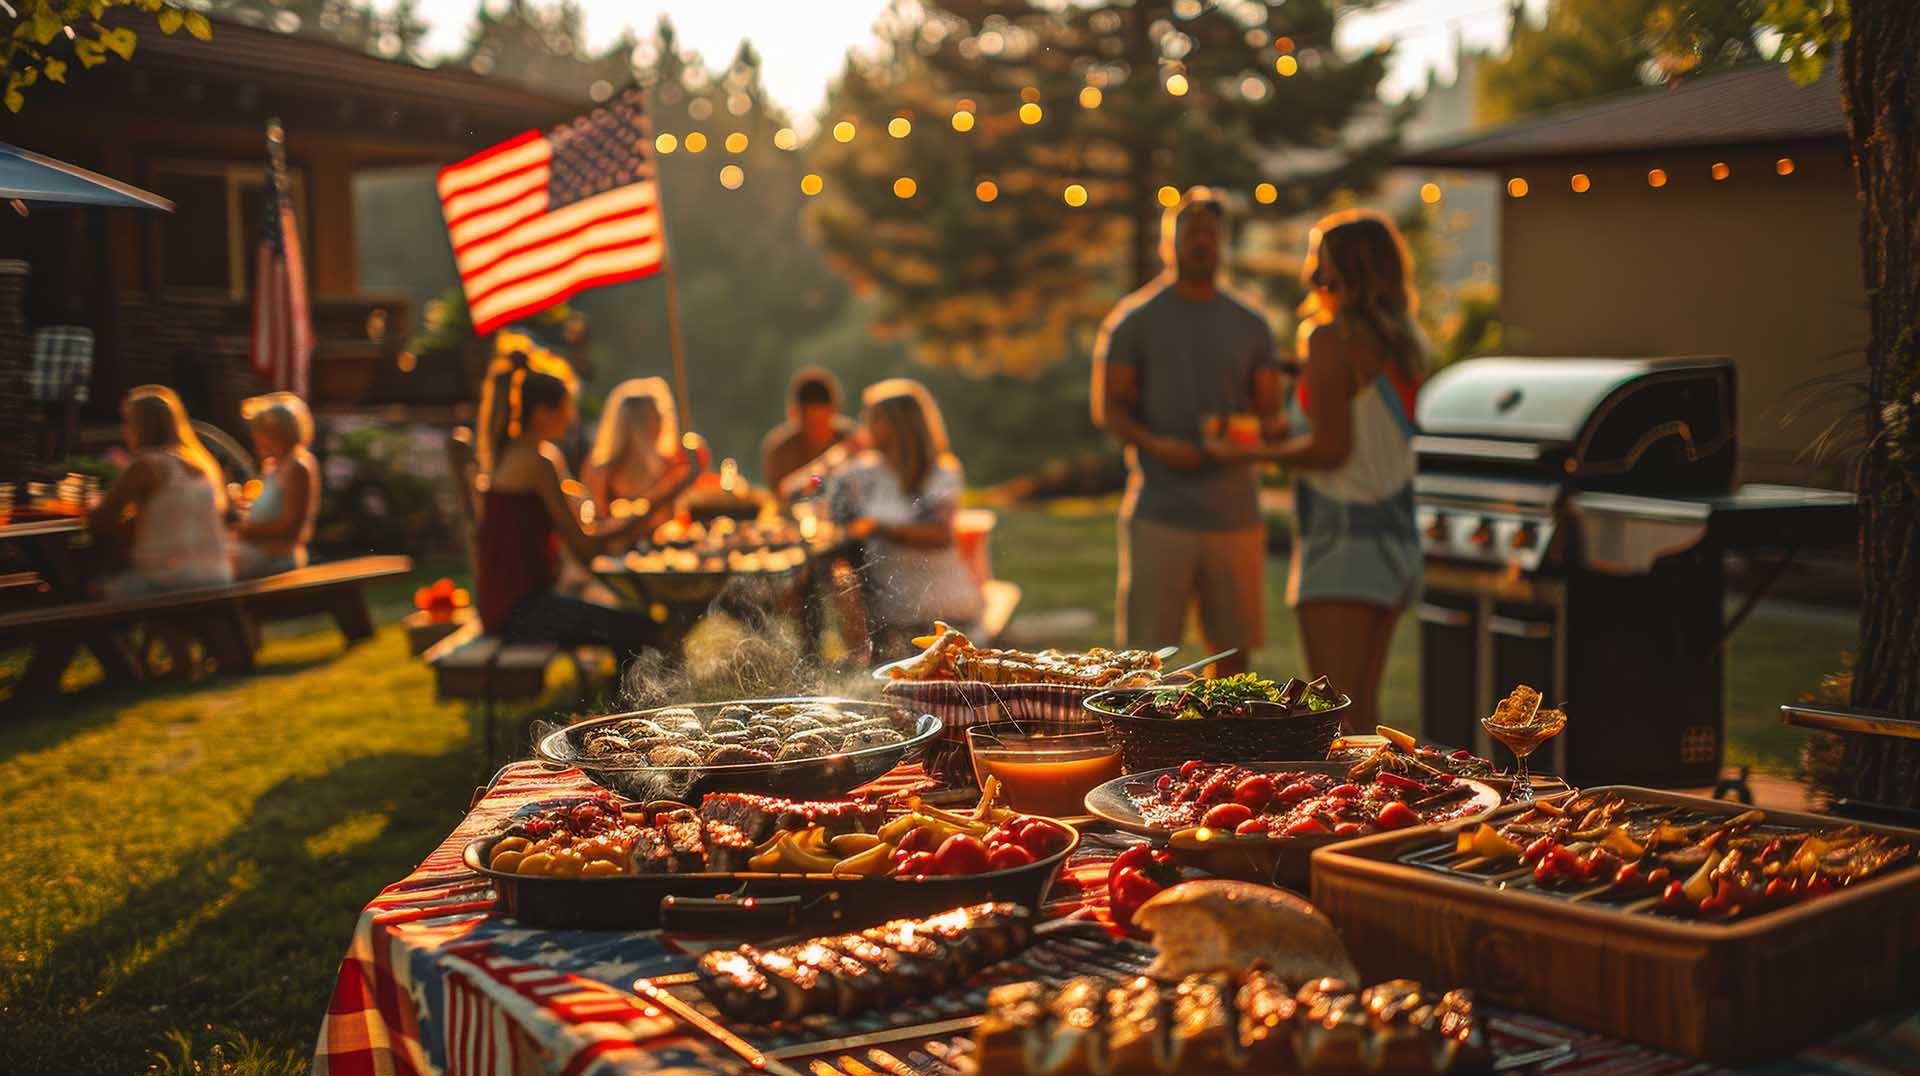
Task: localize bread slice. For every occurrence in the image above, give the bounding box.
[1133,881,1359,983]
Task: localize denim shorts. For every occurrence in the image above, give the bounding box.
[1287,482,1422,609]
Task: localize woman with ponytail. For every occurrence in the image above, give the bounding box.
[90,385,234,597]
[472,349,656,656]
[1205,210,1426,732]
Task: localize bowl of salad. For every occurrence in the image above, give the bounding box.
[1084,673,1350,773]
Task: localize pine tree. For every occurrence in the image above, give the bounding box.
[806,0,1397,375]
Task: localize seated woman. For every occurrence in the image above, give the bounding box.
[473,350,657,657]
[89,385,234,598]
[580,377,697,523]
[231,392,319,578]
[826,378,984,658]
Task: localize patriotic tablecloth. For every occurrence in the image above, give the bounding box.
[314,762,1920,1076]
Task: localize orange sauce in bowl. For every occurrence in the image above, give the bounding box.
[972,747,1123,818]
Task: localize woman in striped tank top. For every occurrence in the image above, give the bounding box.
[1206,210,1426,732]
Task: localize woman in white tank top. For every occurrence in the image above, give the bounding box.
[91,386,233,599]
[1205,211,1425,732]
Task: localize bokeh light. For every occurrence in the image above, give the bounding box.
[888,117,912,138]
[683,131,707,153]
[1019,102,1043,124]
[654,133,678,155]
[719,164,744,190]
[1079,86,1103,109]
[1020,86,1041,103]
[952,110,976,132]
[1647,168,1668,188]
[1253,182,1277,205]
[1711,162,1731,180]
[832,121,856,143]
[1275,55,1299,77]
[1064,183,1089,207]
[893,176,917,199]
[1420,182,1442,204]
[976,180,999,203]
[1157,185,1180,207]
[1776,157,1795,176]
[1165,73,1190,96]
[1570,173,1591,193]
[1506,177,1529,198]
[800,173,823,196]
[724,132,748,153]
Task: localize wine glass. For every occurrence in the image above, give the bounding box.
[1482,706,1567,803]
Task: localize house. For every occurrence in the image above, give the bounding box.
[1396,64,1859,488]
[1,13,581,438]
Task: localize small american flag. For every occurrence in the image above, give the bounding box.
[248,118,313,398]
[438,87,665,336]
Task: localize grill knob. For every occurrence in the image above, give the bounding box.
[1424,513,1448,542]
[1470,520,1495,547]
[1512,522,1539,550]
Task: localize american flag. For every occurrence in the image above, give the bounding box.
[249,119,313,398]
[437,87,665,336]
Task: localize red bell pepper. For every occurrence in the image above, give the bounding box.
[1107,845,1182,929]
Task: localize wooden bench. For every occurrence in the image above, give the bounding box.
[423,620,608,763]
[0,554,412,700]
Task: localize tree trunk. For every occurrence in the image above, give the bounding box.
[1838,1,1920,804]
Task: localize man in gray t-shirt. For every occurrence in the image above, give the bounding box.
[1092,192,1278,673]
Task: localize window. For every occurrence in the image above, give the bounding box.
[149,160,306,299]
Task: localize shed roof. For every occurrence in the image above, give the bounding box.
[1396,63,1845,169]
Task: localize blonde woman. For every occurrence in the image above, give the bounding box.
[580,377,695,523]
[90,385,233,597]
[232,392,319,578]
[1207,210,1426,732]
[825,379,983,656]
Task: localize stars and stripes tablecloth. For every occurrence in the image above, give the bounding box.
[313,761,1920,1076]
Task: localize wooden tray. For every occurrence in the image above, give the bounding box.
[1310,785,1920,1064]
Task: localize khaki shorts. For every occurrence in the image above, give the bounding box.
[1117,516,1266,653]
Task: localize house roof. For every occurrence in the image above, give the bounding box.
[1396,63,1846,169]
[119,13,586,137]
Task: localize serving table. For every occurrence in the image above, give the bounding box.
[313,762,1920,1076]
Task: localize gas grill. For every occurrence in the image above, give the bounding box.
[1412,356,1856,787]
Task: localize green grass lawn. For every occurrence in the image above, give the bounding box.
[0,508,1854,1072]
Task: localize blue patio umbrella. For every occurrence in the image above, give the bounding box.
[0,142,173,211]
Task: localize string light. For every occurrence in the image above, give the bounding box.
[1275,55,1298,77]
[1019,102,1043,124]
[1507,177,1529,198]
[1079,86,1103,109]
[1157,185,1180,207]
[1647,168,1668,188]
[952,110,976,132]
[773,127,798,151]
[1165,73,1190,96]
[683,132,707,153]
[975,179,999,203]
[888,117,912,138]
[724,132,748,153]
[1776,157,1795,176]
[1253,182,1278,205]
[893,176,917,199]
[1570,173,1591,193]
[800,173,823,196]
[1420,182,1442,204]
[1063,183,1088,207]
[718,164,744,190]
[654,133,678,155]
[1275,36,1296,53]
[1020,86,1040,103]
[832,121,856,143]
[1711,162,1731,180]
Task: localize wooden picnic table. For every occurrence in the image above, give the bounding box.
[0,513,94,600]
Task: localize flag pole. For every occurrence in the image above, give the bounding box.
[644,83,692,431]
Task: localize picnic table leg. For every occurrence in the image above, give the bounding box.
[14,632,82,699]
[327,588,376,645]
[197,605,259,675]
[83,628,144,685]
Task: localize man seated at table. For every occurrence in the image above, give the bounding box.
[762,366,857,501]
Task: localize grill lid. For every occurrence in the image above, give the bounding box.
[1416,356,1736,491]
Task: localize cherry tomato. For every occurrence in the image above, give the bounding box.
[1156,773,1177,793]
[1180,760,1205,779]
[1325,783,1362,799]
[1662,880,1688,906]
[1201,803,1253,830]
[1233,775,1275,808]
[933,833,990,877]
[1197,771,1238,804]
[895,826,935,855]
[1333,822,1364,837]
[1276,781,1321,805]
[570,804,607,830]
[896,851,937,877]
[1234,818,1271,836]
[1764,877,1790,901]
[1112,868,1167,907]
[1023,819,1071,857]
[1375,801,1420,831]
[1521,836,1558,865]
[988,843,1035,871]
[1282,817,1329,837]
